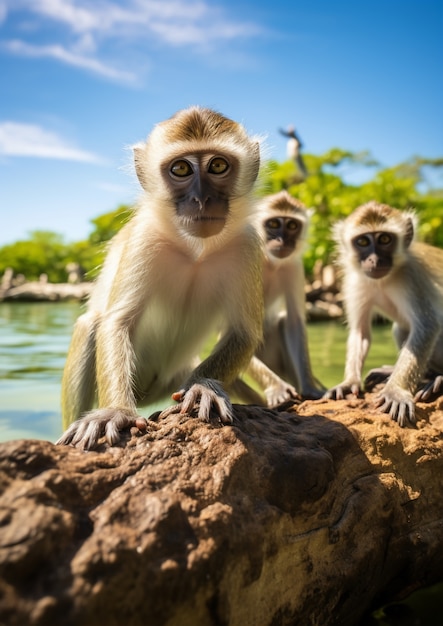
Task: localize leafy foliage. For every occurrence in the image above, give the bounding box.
[0,153,441,282]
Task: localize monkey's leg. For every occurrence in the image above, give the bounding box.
[245,354,300,406]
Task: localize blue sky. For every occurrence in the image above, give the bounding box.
[0,0,442,246]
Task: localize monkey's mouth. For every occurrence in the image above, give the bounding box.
[182,215,227,238]
[364,267,391,279]
[269,245,293,259]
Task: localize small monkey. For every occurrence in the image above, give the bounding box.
[236,190,325,405]
[57,106,264,449]
[325,201,443,426]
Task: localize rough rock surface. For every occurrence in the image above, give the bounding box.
[1,394,443,626]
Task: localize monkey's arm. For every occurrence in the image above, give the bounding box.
[160,326,261,424]
[57,310,148,449]
[374,310,439,426]
[61,311,98,429]
[414,332,443,402]
[325,306,372,400]
[245,355,300,406]
[57,231,150,449]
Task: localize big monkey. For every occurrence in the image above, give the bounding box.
[57,107,264,449]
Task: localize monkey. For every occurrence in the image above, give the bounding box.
[324,201,443,426]
[56,106,264,450]
[233,190,325,406]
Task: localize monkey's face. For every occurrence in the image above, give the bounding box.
[162,152,239,238]
[264,215,303,259]
[351,231,397,279]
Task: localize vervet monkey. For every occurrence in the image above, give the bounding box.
[325,201,443,426]
[236,190,325,405]
[57,106,264,450]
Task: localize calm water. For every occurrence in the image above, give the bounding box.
[0,301,441,624]
[0,301,400,443]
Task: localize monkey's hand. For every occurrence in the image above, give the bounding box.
[374,385,415,427]
[415,374,443,402]
[160,379,234,424]
[265,382,300,407]
[56,409,148,450]
[324,380,361,401]
[364,366,394,392]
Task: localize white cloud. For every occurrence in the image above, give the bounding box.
[4,39,137,83]
[2,0,262,82]
[0,121,104,163]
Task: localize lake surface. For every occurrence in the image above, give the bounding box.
[0,301,399,443]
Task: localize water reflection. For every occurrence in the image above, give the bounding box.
[0,302,82,442]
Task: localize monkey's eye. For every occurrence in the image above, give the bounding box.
[265,218,281,229]
[170,160,193,177]
[378,233,392,245]
[208,157,229,175]
[356,235,370,247]
[286,220,299,231]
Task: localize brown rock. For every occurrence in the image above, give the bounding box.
[0,395,443,626]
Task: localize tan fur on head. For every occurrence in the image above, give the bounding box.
[257,190,311,244]
[133,106,261,198]
[334,201,417,266]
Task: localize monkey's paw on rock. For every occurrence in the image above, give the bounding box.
[159,380,234,424]
[1,395,443,626]
[56,408,148,450]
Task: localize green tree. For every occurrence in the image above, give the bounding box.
[0,231,68,282]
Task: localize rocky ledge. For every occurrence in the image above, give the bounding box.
[1,394,443,626]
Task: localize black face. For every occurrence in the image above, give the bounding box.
[351,231,397,279]
[264,215,302,259]
[163,152,238,238]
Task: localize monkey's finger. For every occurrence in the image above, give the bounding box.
[159,403,182,419]
[395,403,407,428]
[351,384,360,397]
[415,386,431,402]
[56,423,79,446]
[395,401,415,427]
[83,421,106,450]
[334,387,345,400]
[172,390,185,402]
[202,393,233,424]
[69,420,92,446]
[197,391,213,421]
[180,389,200,414]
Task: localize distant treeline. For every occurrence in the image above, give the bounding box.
[1,150,442,283]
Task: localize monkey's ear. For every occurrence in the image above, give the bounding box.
[133,143,149,190]
[405,217,414,248]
